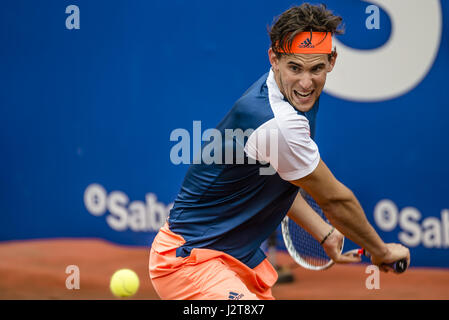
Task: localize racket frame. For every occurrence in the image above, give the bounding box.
[281,215,345,271]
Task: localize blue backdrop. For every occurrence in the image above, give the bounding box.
[1,0,448,267]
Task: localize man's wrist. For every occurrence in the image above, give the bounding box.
[320,226,335,245]
[369,243,389,259]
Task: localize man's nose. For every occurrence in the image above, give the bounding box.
[299,75,313,91]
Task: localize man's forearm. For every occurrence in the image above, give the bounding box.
[320,192,388,258]
[292,159,388,259]
[287,192,333,243]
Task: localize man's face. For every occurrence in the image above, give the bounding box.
[269,48,336,112]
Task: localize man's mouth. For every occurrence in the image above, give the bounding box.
[294,89,314,98]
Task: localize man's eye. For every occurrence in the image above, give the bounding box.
[312,66,324,72]
[290,65,299,72]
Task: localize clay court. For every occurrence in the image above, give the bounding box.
[1,238,448,300]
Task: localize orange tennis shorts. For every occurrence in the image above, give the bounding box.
[149,222,278,300]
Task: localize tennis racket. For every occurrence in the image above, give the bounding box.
[281,188,408,273]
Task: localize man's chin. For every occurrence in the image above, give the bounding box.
[292,99,316,113]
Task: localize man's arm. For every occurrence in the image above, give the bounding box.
[287,191,331,243]
[287,191,362,263]
[290,158,410,269]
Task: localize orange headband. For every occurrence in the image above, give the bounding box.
[278,31,332,54]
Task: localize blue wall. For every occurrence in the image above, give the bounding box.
[1,0,448,267]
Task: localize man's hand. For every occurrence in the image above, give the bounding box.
[321,228,361,264]
[370,243,410,273]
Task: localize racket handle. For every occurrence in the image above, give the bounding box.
[385,258,408,274]
[359,249,408,274]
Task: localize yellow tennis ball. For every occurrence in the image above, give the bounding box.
[110,269,140,298]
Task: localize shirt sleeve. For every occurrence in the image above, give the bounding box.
[244,114,320,181]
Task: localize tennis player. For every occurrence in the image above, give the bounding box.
[149,4,410,300]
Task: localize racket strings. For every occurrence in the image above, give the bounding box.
[287,217,330,268]
[285,190,332,269]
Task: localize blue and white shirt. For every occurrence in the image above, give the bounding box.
[168,69,321,268]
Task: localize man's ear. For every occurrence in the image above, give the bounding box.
[268,47,280,72]
[327,50,337,72]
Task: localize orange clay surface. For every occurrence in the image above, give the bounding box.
[0,238,448,300]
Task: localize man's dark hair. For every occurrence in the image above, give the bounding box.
[269,3,344,60]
